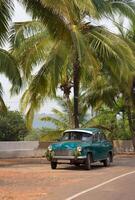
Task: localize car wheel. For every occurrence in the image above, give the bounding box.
[103,153,111,167]
[51,161,57,169]
[85,153,92,170]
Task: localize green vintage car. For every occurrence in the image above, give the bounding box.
[46,128,113,170]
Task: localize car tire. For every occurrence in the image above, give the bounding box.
[51,161,57,169]
[103,153,111,167]
[85,153,92,170]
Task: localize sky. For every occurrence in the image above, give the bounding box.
[0,1,128,114]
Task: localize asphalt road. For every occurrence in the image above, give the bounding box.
[0,155,135,200]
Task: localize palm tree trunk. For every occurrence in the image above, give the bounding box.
[127,106,135,151]
[60,82,73,128]
[70,25,81,128]
[73,56,80,128]
[66,95,74,128]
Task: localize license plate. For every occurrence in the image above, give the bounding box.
[58,160,70,164]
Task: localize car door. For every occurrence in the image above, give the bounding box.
[99,132,111,159]
[91,132,102,161]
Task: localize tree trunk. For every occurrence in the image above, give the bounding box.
[132,135,135,151]
[73,57,80,128]
[60,82,74,128]
[70,24,80,128]
[127,106,135,151]
[66,95,74,128]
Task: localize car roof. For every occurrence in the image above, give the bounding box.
[64,128,101,135]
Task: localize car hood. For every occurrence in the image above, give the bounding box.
[52,141,84,150]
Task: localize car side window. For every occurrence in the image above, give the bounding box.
[92,133,99,142]
[82,133,92,141]
[62,132,70,141]
[99,131,106,141]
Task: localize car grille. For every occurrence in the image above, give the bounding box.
[54,149,73,156]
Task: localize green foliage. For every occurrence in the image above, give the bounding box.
[24,129,41,141]
[0,0,14,45]
[114,124,132,140]
[89,107,132,140]
[11,0,135,129]
[0,48,22,112]
[40,129,63,142]
[40,105,132,141]
[0,1,22,112]
[0,48,22,94]
[41,95,90,129]
[0,111,28,141]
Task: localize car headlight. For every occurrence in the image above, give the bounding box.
[77,146,82,152]
[48,145,52,151]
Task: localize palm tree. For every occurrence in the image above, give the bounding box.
[114,21,135,149]
[13,0,135,128]
[41,95,90,130]
[83,65,135,148]
[12,20,135,127]
[0,1,22,111]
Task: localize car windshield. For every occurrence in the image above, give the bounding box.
[61,132,92,141]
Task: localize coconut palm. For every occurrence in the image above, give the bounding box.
[0,1,22,111]
[41,95,90,130]
[12,20,135,127]
[13,0,135,128]
[113,21,135,149]
[83,66,135,149]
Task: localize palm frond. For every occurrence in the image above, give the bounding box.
[52,108,66,118]
[0,82,7,112]
[84,75,118,109]
[0,0,14,45]
[111,0,135,23]
[0,48,22,94]
[18,0,72,41]
[85,25,135,82]
[10,20,47,49]
[41,115,68,129]
[12,29,53,78]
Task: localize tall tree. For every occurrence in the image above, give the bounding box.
[114,21,135,149]
[0,1,22,110]
[12,19,135,128]
[14,0,135,128]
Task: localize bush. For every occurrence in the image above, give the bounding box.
[0,111,28,141]
[24,129,41,141]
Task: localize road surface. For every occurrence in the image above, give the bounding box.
[0,155,135,200]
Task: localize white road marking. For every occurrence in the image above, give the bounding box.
[65,170,135,200]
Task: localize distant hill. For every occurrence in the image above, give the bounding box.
[33,113,56,128]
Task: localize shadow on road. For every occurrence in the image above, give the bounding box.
[56,163,116,171]
[0,155,135,169]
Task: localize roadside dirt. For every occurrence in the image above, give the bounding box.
[0,156,135,200]
[0,158,83,200]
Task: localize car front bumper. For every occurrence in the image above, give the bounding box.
[46,149,86,162]
[52,155,86,160]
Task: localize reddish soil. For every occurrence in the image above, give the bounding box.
[0,156,135,200]
[0,158,82,200]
